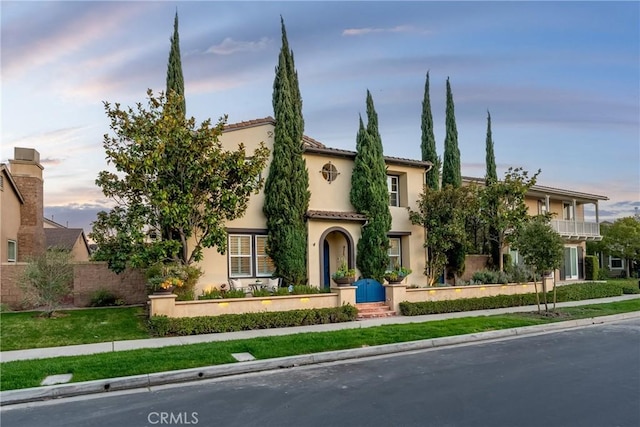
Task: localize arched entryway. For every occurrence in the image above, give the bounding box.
[319,227,355,290]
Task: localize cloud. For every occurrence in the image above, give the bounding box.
[205,37,271,55]
[342,25,430,36]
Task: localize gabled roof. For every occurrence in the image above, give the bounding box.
[0,164,25,204]
[44,217,66,228]
[45,228,90,253]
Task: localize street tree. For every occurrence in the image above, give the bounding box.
[91,90,269,273]
[482,167,541,272]
[409,185,477,285]
[601,217,640,277]
[350,91,392,282]
[511,217,564,313]
[263,17,310,285]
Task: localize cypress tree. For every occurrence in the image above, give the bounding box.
[166,11,185,118]
[263,17,310,286]
[350,91,392,282]
[485,110,497,185]
[441,77,465,280]
[441,77,461,188]
[421,71,440,190]
[485,110,501,267]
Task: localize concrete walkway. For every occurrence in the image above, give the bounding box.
[2,294,639,363]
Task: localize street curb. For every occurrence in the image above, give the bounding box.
[2,311,638,407]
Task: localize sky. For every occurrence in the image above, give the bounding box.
[1,1,639,235]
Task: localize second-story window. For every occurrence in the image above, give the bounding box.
[538,200,548,215]
[563,202,574,220]
[388,175,399,207]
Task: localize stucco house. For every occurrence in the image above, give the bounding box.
[195,117,433,293]
[44,218,91,262]
[524,184,607,281]
[0,148,90,264]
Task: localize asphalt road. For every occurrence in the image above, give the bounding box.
[2,319,639,427]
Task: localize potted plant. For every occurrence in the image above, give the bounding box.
[332,258,356,286]
[155,277,184,294]
[384,265,412,284]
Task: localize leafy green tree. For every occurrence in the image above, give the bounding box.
[263,17,310,285]
[19,250,74,317]
[482,167,542,272]
[441,77,461,188]
[350,91,392,282]
[409,185,477,285]
[91,90,269,272]
[166,11,185,118]
[601,217,640,276]
[484,110,501,266]
[421,71,440,190]
[511,217,564,313]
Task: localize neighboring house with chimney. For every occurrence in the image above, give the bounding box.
[44,218,91,262]
[0,148,45,263]
[0,148,89,264]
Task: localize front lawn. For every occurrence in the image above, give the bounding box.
[0,306,149,351]
[1,298,638,392]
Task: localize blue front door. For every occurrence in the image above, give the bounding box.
[355,279,385,303]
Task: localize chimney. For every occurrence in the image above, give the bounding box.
[9,148,45,260]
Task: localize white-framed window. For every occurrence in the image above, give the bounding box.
[228,235,252,277]
[387,237,401,270]
[388,175,399,207]
[610,257,623,269]
[228,233,275,278]
[255,235,275,277]
[563,202,574,220]
[538,200,548,215]
[509,248,520,266]
[7,240,17,262]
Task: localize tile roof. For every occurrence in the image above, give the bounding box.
[462,176,608,201]
[304,146,432,169]
[223,117,326,148]
[306,210,368,221]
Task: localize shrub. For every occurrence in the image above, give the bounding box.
[89,289,122,307]
[19,250,74,317]
[399,282,624,316]
[597,268,610,280]
[148,304,359,336]
[507,264,534,284]
[198,288,246,300]
[585,256,599,280]
[146,261,201,301]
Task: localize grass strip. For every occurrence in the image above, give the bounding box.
[2,298,638,392]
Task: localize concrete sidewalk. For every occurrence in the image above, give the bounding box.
[2,294,639,363]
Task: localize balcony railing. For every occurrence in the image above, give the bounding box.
[550,219,601,240]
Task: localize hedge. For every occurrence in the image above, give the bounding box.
[148,304,358,337]
[585,255,599,281]
[399,282,625,316]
